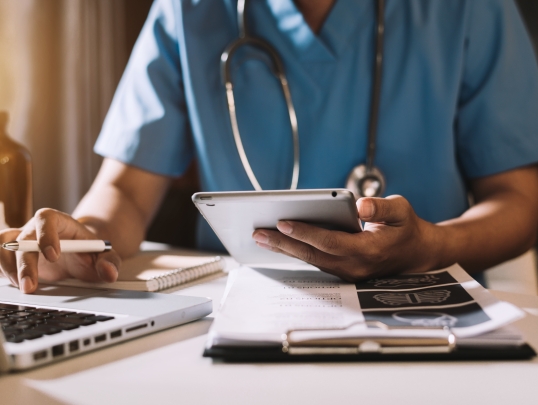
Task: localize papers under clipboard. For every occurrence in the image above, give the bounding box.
[204,265,536,361]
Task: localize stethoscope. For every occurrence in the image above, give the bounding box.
[221,0,386,198]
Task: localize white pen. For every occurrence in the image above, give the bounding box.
[1,240,112,253]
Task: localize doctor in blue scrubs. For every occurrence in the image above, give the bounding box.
[2,0,538,293]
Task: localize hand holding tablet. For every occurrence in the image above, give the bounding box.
[192,189,361,266]
[193,189,439,282]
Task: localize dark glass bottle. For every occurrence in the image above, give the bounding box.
[0,112,33,228]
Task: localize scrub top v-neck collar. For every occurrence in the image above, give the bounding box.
[264,0,372,62]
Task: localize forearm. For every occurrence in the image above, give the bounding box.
[72,183,148,259]
[430,168,538,273]
[71,158,171,259]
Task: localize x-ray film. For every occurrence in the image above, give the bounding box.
[363,303,491,328]
[355,265,524,337]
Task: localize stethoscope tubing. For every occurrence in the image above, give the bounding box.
[365,0,385,172]
[221,35,300,191]
[222,0,385,197]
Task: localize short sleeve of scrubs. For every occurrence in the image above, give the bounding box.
[94,0,193,177]
[457,0,538,178]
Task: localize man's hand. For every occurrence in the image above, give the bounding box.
[0,209,121,294]
[0,158,174,294]
[252,195,439,282]
[252,165,538,281]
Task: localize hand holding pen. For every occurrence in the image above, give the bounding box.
[0,208,121,294]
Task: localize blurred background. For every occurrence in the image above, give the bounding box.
[0,0,537,291]
[0,0,197,247]
[0,0,153,214]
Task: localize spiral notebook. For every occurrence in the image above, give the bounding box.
[43,250,226,292]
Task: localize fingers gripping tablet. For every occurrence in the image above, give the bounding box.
[192,189,361,266]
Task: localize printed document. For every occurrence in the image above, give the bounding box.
[208,264,525,347]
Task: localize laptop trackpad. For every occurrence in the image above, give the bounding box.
[0,284,104,306]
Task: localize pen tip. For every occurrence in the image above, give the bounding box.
[1,241,17,251]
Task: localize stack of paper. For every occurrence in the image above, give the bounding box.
[207,264,527,352]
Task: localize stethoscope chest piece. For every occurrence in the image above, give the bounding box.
[346,164,386,199]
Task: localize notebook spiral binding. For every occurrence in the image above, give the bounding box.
[149,256,225,291]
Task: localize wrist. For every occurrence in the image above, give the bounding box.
[76,216,142,259]
[76,216,110,240]
[422,221,459,270]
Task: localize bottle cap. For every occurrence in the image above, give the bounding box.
[0,202,9,230]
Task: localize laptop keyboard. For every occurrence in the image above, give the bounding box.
[0,303,114,343]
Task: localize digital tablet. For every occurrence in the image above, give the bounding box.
[192,189,361,266]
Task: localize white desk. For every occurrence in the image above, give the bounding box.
[1,272,537,405]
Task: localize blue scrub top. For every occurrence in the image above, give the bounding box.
[95,0,538,253]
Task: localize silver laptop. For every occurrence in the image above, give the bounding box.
[0,281,211,372]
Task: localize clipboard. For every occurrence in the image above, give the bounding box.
[205,266,536,362]
[203,344,536,362]
[204,324,536,362]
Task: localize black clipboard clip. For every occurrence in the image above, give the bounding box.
[281,321,457,356]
